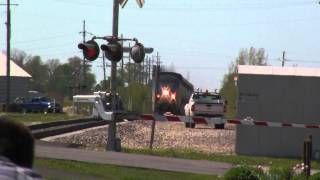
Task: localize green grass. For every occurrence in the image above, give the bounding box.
[0,112,82,125]
[35,158,221,180]
[123,148,320,169]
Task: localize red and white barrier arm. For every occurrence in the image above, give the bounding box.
[226,119,320,129]
[141,114,320,129]
[141,114,224,125]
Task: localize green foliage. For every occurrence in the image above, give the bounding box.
[220,73,237,118]
[24,56,49,93]
[1,112,82,125]
[310,172,320,180]
[219,47,268,118]
[224,166,260,180]
[292,172,308,180]
[35,158,220,180]
[13,52,96,100]
[122,148,307,169]
[225,165,308,180]
[265,165,294,180]
[118,83,152,113]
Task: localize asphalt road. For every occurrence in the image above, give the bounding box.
[35,141,233,176]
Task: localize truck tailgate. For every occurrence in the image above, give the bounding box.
[194,103,224,114]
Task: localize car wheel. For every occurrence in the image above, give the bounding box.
[215,123,225,129]
[21,108,27,114]
[43,108,48,114]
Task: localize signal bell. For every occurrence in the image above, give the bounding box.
[101,41,123,62]
[130,42,145,63]
[78,40,100,61]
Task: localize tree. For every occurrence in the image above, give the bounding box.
[24,56,49,93]
[220,47,268,118]
[117,83,152,113]
[49,56,96,99]
[10,49,27,67]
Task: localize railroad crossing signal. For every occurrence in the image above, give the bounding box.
[101,41,123,62]
[136,0,145,8]
[78,38,147,63]
[78,40,100,61]
[130,42,145,63]
[119,0,145,8]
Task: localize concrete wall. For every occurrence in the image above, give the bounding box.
[236,74,320,158]
[0,77,30,104]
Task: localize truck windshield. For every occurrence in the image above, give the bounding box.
[192,94,221,103]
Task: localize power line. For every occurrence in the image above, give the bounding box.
[145,1,315,11]
[19,41,76,51]
[49,0,107,7]
[12,33,76,44]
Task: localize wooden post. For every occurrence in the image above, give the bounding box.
[303,135,312,177]
[149,64,159,149]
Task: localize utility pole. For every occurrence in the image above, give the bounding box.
[102,53,107,90]
[121,34,124,84]
[128,43,131,85]
[6,0,11,112]
[80,20,87,93]
[148,57,151,84]
[282,51,286,67]
[155,52,161,70]
[1,0,18,111]
[105,0,145,151]
[106,0,120,151]
[149,52,160,149]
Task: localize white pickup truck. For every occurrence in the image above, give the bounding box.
[184,91,227,129]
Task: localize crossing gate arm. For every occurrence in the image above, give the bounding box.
[141,115,320,129]
[141,114,224,125]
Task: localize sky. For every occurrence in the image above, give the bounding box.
[1,0,320,91]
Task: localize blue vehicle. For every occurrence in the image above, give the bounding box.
[15,97,61,113]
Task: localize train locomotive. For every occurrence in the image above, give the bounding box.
[156,72,194,115]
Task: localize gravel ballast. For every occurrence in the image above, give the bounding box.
[47,120,235,154]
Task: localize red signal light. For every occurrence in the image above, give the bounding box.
[78,40,100,61]
[101,41,123,62]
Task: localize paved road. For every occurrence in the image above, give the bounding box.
[35,141,233,176]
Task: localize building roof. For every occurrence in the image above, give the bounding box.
[0,53,31,77]
[238,65,320,78]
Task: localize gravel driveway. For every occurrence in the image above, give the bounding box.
[47,120,235,154]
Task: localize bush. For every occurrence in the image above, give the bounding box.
[224,166,260,180]
[309,172,320,180]
[292,173,307,180]
[267,165,293,180]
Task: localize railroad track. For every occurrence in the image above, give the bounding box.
[29,112,141,139]
[29,118,109,139]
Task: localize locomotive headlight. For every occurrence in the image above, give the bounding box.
[162,87,170,96]
[171,93,176,101]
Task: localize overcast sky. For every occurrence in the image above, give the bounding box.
[1,0,320,91]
